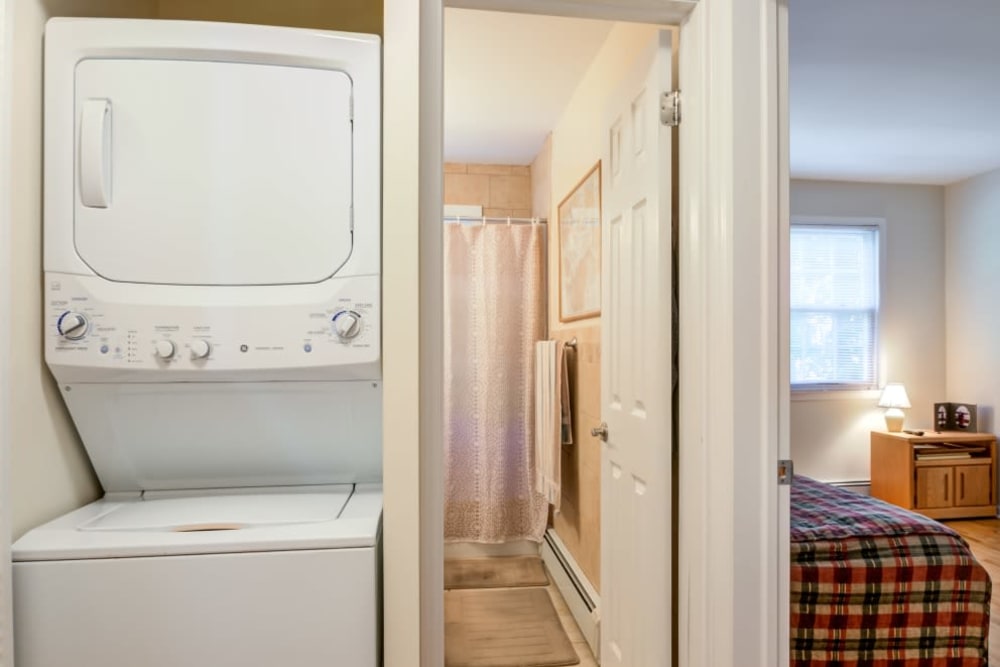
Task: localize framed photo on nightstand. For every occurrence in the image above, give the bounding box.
[934,402,978,431]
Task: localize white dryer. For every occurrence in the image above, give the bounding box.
[13,19,383,667]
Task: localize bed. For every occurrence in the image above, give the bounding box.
[791,475,991,666]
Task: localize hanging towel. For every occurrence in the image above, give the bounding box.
[534,340,572,508]
[560,346,574,446]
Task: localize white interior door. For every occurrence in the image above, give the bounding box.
[600,30,673,667]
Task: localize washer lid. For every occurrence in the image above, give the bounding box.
[72,58,354,286]
[79,489,352,533]
[12,484,383,561]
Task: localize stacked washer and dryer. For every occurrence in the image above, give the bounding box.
[12,19,383,666]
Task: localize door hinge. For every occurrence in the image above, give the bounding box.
[778,459,794,486]
[660,91,680,127]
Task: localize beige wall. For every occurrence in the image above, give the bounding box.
[443,162,532,217]
[157,0,382,34]
[10,0,164,540]
[945,167,1000,434]
[790,179,947,483]
[540,22,658,590]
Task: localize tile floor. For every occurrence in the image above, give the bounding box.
[542,564,599,667]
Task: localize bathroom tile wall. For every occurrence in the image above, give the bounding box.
[443,163,533,218]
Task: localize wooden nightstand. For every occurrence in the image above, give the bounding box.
[870,430,998,520]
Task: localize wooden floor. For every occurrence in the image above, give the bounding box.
[944,518,1000,667]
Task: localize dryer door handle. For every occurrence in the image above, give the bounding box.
[80,99,112,208]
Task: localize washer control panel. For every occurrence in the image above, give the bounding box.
[45,273,380,376]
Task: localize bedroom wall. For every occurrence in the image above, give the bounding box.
[790,179,946,483]
[944,166,1000,434]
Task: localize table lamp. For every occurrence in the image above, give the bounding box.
[878,383,911,432]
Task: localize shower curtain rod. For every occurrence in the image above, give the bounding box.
[443,215,547,225]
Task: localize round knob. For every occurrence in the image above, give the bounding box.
[58,312,89,340]
[154,340,176,359]
[190,340,211,359]
[332,310,362,340]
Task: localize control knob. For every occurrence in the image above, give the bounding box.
[154,340,176,359]
[190,340,211,359]
[57,312,89,340]
[332,310,362,340]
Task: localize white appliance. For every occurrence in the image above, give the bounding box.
[12,18,382,667]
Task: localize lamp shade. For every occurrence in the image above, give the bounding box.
[878,383,911,409]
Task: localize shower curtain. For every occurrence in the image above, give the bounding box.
[444,222,549,543]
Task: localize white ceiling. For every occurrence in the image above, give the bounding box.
[444,8,614,165]
[791,0,1000,185]
[444,3,1000,183]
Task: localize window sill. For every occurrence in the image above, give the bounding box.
[791,389,881,402]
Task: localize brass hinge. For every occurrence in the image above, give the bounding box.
[660,91,681,127]
[778,459,794,486]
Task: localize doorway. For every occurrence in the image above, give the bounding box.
[785,1,1000,665]
[440,8,675,666]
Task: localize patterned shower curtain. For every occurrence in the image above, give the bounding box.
[444,222,549,543]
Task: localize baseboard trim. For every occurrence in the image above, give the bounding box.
[541,528,600,658]
[828,479,871,495]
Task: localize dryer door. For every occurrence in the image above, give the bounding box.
[72,58,354,286]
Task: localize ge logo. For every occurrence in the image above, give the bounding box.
[240,344,248,353]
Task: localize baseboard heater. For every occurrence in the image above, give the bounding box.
[541,528,600,658]
[829,479,871,495]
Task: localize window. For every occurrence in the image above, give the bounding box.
[790,222,879,391]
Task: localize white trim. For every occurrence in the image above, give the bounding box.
[419,2,445,666]
[776,2,791,664]
[679,1,783,666]
[0,0,12,663]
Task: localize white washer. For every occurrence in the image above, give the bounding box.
[13,19,383,667]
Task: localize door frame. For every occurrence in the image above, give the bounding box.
[0,0,13,663]
[384,0,787,665]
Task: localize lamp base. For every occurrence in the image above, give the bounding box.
[884,408,905,433]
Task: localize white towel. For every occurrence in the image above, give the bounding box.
[534,340,570,508]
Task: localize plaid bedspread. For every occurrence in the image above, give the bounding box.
[791,475,991,666]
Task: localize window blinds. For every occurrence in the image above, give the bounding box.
[790,224,879,389]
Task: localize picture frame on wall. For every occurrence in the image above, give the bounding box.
[558,161,602,322]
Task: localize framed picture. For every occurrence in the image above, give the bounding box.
[933,402,979,432]
[558,162,602,322]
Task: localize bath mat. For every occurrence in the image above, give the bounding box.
[445,587,579,667]
[444,556,549,590]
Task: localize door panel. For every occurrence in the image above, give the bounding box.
[601,30,673,667]
[74,59,354,286]
[916,467,952,509]
[956,465,992,507]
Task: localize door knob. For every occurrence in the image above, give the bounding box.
[591,422,608,442]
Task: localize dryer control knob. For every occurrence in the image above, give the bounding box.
[332,310,362,340]
[57,312,89,340]
[154,340,176,359]
[190,340,211,359]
